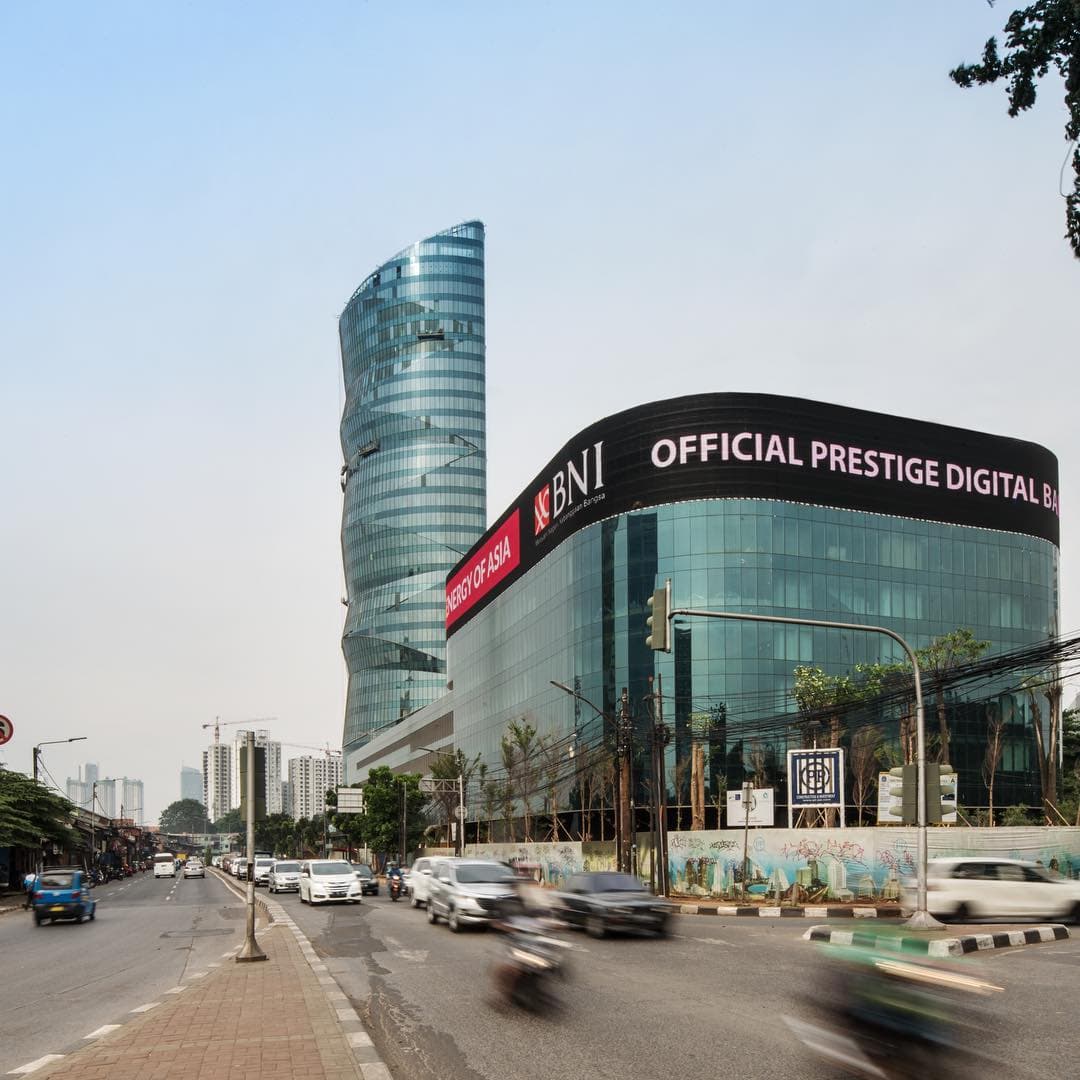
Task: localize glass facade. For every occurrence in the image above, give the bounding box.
[339,221,486,758]
[448,499,1059,811]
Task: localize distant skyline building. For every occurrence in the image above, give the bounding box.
[120,777,144,824]
[229,731,282,814]
[202,742,232,824]
[287,755,342,821]
[180,765,203,804]
[339,221,487,770]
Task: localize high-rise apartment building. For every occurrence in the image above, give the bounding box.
[202,743,232,824]
[229,731,282,814]
[287,755,343,821]
[119,778,144,824]
[339,221,487,770]
[65,776,92,811]
[180,765,203,804]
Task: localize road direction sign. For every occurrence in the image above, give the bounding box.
[0,715,12,746]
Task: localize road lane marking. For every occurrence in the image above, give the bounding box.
[164,986,187,994]
[7,1055,65,1074]
[186,971,208,979]
[207,962,221,968]
[83,1025,121,1039]
[130,1003,160,1013]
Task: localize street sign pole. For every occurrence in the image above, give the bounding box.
[237,731,266,963]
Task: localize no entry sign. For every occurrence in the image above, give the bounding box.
[0,715,13,746]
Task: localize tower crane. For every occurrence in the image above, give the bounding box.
[201,716,277,743]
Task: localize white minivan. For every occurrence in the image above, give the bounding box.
[298,860,363,905]
[153,852,176,878]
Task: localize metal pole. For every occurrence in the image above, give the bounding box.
[741,781,752,900]
[33,747,39,783]
[656,672,669,896]
[668,606,941,930]
[237,731,266,962]
[400,780,406,865]
[458,773,465,857]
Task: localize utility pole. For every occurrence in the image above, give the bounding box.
[740,781,752,900]
[32,736,87,784]
[236,731,266,963]
[619,687,632,875]
[400,780,407,865]
[648,673,670,896]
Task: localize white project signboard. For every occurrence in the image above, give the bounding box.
[726,787,774,827]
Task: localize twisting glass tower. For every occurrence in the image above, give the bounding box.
[339,221,486,764]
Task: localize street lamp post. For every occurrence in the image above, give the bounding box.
[665,603,942,930]
[89,777,118,878]
[32,736,87,783]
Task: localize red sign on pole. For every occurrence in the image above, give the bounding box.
[0,715,13,746]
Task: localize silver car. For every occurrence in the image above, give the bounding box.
[427,859,518,932]
[267,859,301,893]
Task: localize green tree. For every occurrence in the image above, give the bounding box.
[159,798,209,833]
[950,1,1080,259]
[917,629,991,766]
[501,719,540,841]
[254,812,298,856]
[356,767,427,861]
[0,769,77,850]
[212,807,242,833]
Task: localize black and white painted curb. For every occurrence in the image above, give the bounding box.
[260,894,391,1080]
[678,903,901,919]
[803,922,1070,957]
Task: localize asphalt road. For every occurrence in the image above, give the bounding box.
[0,869,245,1074]
[275,885,1080,1080]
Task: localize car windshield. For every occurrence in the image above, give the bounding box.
[39,871,75,889]
[311,863,351,876]
[590,873,647,893]
[274,862,299,873]
[352,865,373,877]
[456,864,516,884]
[255,859,274,866]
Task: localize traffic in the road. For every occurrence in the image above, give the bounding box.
[0,865,246,1075]
[231,854,1080,1080]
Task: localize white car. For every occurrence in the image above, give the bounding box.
[268,860,301,893]
[298,859,363,905]
[408,856,447,908]
[905,857,1080,922]
[251,856,275,887]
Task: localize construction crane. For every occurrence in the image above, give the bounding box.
[280,740,343,758]
[201,716,277,743]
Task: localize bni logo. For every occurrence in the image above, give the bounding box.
[534,484,551,535]
[533,441,604,537]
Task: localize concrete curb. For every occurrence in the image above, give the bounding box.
[803,922,1070,957]
[678,903,901,919]
[259,892,392,1080]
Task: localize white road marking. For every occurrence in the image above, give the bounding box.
[186,971,207,979]
[164,986,187,994]
[83,1025,121,1039]
[130,1002,159,1013]
[7,1055,65,1074]
[207,962,221,968]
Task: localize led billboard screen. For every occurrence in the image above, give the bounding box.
[446,393,1059,634]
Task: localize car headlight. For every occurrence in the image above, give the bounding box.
[458,896,483,911]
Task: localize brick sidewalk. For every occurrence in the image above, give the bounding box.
[28,923,374,1080]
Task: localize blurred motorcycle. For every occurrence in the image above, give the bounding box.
[491,917,570,1013]
[786,941,1002,1080]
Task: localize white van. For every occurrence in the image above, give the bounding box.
[153,852,176,878]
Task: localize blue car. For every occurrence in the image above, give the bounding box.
[32,867,96,925]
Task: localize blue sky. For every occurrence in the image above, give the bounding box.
[2,2,1076,820]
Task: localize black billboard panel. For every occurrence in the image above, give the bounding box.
[446,394,1059,635]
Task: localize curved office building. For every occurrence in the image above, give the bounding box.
[352,394,1060,817]
[339,221,487,760]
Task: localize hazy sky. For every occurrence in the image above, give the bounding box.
[2,3,1076,822]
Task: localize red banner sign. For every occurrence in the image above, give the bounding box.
[445,509,520,631]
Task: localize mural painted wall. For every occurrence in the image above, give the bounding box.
[646,827,1080,902]
[467,829,1080,902]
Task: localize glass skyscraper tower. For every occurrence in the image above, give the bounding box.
[339,221,486,763]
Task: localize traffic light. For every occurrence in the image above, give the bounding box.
[645,581,671,652]
[888,763,955,824]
